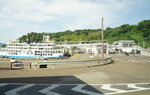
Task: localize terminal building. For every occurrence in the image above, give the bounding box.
[56,40,109,54]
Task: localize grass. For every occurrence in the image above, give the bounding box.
[108,59,115,64]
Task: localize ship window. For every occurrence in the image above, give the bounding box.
[39,48,44,50]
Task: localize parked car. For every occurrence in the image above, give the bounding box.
[12,62,24,69]
[59,56,68,59]
[43,58,48,62]
[10,58,17,63]
[59,53,72,59]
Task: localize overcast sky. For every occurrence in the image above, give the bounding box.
[0,0,150,43]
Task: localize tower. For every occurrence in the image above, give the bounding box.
[43,36,50,42]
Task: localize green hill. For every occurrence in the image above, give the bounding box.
[18,20,150,47]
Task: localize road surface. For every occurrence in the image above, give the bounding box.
[0,54,150,95]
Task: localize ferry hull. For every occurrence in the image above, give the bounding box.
[0,41,65,59]
[0,55,60,59]
[0,55,5,58]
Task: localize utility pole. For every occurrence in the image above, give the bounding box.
[101,17,104,64]
[143,41,144,48]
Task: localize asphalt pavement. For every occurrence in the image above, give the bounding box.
[0,54,150,95]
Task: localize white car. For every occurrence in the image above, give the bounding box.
[10,58,17,63]
[12,62,24,69]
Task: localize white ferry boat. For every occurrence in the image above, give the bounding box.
[0,41,65,59]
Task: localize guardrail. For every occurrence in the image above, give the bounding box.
[32,57,112,69]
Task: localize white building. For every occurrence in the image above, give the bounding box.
[56,41,109,54]
[43,36,50,42]
[111,40,136,53]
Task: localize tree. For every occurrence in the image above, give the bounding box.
[18,20,150,47]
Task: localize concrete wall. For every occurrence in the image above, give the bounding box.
[141,49,150,56]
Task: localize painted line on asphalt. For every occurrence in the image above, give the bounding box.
[1,82,150,85]
[5,84,35,95]
[101,84,126,95]
[39,84,60,95]
[72,84,102,95]
[0,83,7,87]
[0,83,150,95]
[128,84,147,90]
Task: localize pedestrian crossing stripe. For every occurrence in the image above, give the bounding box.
[0,83,150,95]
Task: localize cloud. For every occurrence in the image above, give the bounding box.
[0,0,134,23]
[1,0,149,42]
[0,0,59,22]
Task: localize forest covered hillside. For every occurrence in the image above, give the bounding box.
[18,20,150,47]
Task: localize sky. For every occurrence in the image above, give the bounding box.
[0,0,150,43]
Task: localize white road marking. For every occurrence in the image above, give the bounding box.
[0,83,7,87]
[1,83,150,95]
[72,84,103,95]
[128,84,146,90]
[5,84,35,95]
[39,84,60,95]
[101,84,126,95]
